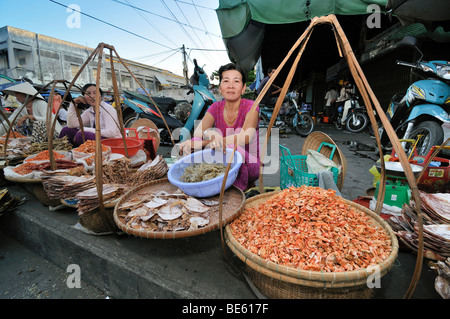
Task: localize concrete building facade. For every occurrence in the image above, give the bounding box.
[0,26,186,94]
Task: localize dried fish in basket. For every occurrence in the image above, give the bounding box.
[113,178,245,239]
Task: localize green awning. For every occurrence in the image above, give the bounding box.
[216,0,388,39]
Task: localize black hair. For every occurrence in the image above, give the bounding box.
[267,67,276,74]
[218,63,246,83]
[82,83,103,96]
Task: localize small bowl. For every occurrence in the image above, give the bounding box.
[168,148,243,198]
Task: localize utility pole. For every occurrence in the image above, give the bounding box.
[182,44,189,85]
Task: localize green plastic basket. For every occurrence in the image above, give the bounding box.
[279,144,339,189]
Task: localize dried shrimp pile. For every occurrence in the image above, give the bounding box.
[117,190,218,232]
[230,186,392,272]
[1,131,27,139]
[181,162,227,183]
[73,140,110,153]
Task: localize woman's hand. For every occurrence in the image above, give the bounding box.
[177,139,194,156]
[206,135,226,153]
[73,96,88,106]
[16,114,35,127]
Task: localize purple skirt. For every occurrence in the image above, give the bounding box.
[59,127,104,146]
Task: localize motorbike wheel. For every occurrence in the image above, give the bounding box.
[407,120,444,156]
[294,113,314,137]
[346,113,369,133]
[335,116,343,130]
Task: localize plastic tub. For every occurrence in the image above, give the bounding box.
[101,138,143,157]
[167,148,243,198]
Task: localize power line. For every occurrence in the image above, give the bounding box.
[125,0,179,48]
[173,0,216,10]
[112,0,222,37]
[49,0,176,50]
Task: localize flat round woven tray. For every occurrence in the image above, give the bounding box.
[225,191,399,299]
[114,178,245,239]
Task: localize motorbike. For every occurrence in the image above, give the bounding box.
[379,36,450,156]
[259,91,315,137]
[335,92,369,133]
[121,59,216,144]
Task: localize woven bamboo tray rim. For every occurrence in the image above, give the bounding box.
[225,191,399,285]
[228,236,371,291]
[113,178,245,239]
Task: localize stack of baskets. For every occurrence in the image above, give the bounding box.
[225,191,399,299]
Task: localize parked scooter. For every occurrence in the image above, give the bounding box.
[121,59,216,144]
[335,92,369,133]
[379,36,450,156]
[259,91,314,137]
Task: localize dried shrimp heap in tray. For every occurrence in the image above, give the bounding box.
[229,186,393,273]
[388,191,450,261]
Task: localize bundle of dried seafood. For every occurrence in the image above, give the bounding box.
[76,184,129,215]
[103,156,132,184]
[0,188,26,217]
[117,189,218,232]
[128,155,168,186]
[181,162,227,183]
[431,257,450,299]
[42,174,96,200]
[388,191,450,261]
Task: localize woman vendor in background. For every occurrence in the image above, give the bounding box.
[59,83,121,146]
[0,81,62,143]
[178,62,260,191]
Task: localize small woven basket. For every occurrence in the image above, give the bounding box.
[225,191,399,299]
[32,182,63,207]
[301,131,348,190]
[79,207,118,234]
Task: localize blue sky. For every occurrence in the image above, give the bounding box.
[0,0,229,77]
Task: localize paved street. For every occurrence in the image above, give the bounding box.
[0,123,443,300]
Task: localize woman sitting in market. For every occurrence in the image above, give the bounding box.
[0,81,62,143]
[177,62,260,191]
[59,83,121,146]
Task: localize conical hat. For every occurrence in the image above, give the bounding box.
[1,81,44,100]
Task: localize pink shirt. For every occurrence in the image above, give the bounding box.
[207,98,260,161]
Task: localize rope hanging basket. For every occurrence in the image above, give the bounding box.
[225,191,399,299]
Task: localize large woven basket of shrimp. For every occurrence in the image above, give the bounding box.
[225,186,399,299]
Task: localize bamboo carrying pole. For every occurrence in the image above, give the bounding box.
[218,14,425,299]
